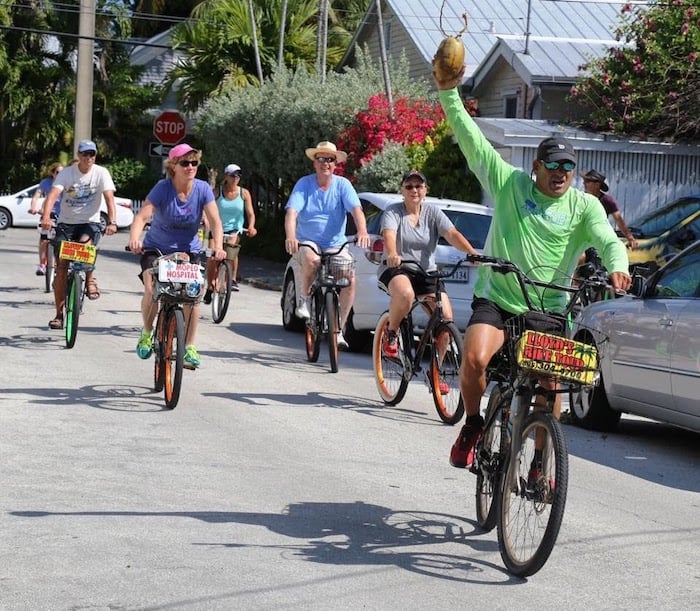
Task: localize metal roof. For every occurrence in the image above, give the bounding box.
[356,0,627,79]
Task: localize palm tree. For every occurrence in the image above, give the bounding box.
[167,0,354,112]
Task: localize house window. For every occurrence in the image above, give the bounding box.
[504,95,518,118]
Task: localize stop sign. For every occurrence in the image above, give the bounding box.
[153,110,187,145]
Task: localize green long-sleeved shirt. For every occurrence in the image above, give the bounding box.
[439,88,629,314]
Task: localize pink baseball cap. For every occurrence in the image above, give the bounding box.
[168,143,198,160]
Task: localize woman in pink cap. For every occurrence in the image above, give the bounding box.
[128,143,226,369]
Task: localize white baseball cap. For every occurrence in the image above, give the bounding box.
[224,164,241,175]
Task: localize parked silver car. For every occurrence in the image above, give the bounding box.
[570,240,700,432]
[0,184,134,231]
[280,192,493,351]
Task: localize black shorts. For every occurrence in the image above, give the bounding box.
[378,265,440,296]
[53,222,102,258]
[467,297,516,331]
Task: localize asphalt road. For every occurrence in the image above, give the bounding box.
[1,227,698,610]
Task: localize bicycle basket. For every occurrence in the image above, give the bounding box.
[505,314,599,385]
[326,259,355,287]
[224,243,241,261]
[151,258,203,303]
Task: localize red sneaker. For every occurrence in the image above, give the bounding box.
[449,419,483,468]
[382,329,399,358]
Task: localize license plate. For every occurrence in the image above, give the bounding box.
[158,260,203,283]
[442,266,469,283]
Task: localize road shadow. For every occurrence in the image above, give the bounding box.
[11,501,516,586]
[201,389,443,427]
[0,383,168,412]
[563,419,700,493]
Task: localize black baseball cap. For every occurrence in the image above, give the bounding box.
[536,137,576,164]
[402,169,427,184]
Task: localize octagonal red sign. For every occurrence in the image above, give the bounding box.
[153,111,187,145]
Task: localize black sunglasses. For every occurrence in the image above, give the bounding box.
[542,161,575,172]
[315,156,337,163]
[178,159,199,167]
[79,150,96,157]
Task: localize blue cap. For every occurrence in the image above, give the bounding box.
[78,139,97,153]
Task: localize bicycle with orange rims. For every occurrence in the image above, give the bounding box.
[372,259,466,425]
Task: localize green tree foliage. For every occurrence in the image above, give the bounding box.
[196,48,425,209]
[168,0,360,113]
[571,0,700,142]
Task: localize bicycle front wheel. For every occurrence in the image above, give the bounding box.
[163,308,185,409]
[211,260,232,324]
[429,322,464,424]
[497,410,568,577]
[326,291,339,373]
[153,307,167,393]
[45,245,54,293]
[372,311,409,405]
[64,272,81,349]
[475,386,506,532]
[305,291,321,363]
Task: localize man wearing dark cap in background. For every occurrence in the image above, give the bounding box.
[581,169,638,249]
[433,66,632,468]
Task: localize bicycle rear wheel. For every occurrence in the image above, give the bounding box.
[326,291,339,373]
[64,272,81,349]
[163,308,185,409]
[475,386,506,532]
[429,322,464,424]
[305,291,321,363]
[45,245,54,293]
[372,311,409,405]
[153,307,167,393]
[211,260,232,324]
[497,410,568,577]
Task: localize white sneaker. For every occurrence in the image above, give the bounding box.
[295,298,310,319]
[337,331,349,350]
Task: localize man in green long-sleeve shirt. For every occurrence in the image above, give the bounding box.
[434,67,632,470]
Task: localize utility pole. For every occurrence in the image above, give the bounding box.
[317,0,328,83]
[74,0,95,156]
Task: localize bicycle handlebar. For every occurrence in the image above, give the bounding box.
[460,253,618,313]
[299,239,356,257]
[382,257,469,280]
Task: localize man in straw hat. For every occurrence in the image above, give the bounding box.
[581,169,638,249]
[284,141,370,349]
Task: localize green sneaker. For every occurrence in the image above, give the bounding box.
[136,329,153,359]
[184,344,200,369]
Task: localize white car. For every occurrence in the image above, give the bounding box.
[0,184,134,231]
[281,192,494,351]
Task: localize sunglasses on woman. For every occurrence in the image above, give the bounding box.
[178,159,199,167]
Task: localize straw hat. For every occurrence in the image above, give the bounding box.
[305,141,347,163]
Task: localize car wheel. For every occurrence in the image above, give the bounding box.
[0,207,11,230]
[569,372,621,432]
[99,212,109,233]
[343,308,371,353]
[282,272,304,332]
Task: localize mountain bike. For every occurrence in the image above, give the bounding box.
[301,241,355,373]
[147,250,204,409]
[465,253,610,576]
[51,236,99,348]
[207,229,247,324]
[372,259,466,425]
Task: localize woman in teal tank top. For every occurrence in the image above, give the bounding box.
[204,164,257,299]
